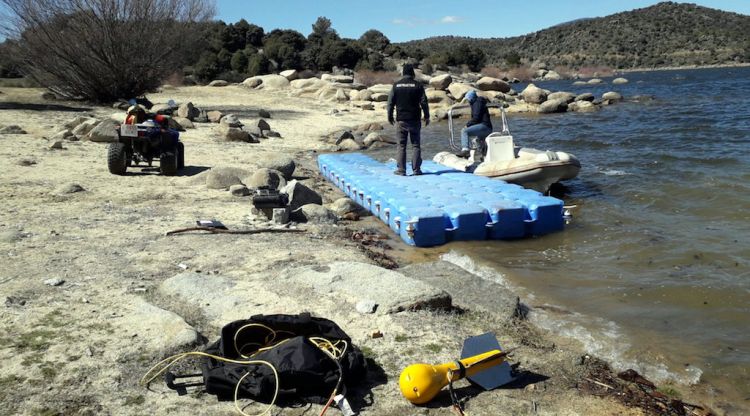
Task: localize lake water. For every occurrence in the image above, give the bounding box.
[370,67,750,410]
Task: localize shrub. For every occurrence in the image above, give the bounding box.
[263,29,307,69]
[504,51,522,67]
[247,54,272,76]
[193,52,221,82]
[0,0,215,102]
[359,29,390,52]
[355,52,385,72]
[230,51,249,72]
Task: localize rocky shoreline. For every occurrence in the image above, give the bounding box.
[0,85,720,415]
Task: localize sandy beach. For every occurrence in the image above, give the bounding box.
[0,84,718,415]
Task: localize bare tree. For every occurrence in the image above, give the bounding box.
[0,0,216,102]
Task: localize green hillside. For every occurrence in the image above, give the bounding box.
[401,2,750,69]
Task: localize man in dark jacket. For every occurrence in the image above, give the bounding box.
[457,90,492,158]
[387,64,430,175]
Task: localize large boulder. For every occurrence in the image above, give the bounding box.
[295,204,338,224]
[330,198,361,216]
[573,81,588,86]
[244,75,290,90]
[337,138,362,150]
[259,156,295,179]
[244,168,286,190]
[321,74,353,83]
[283,180,323,211]
[71,119,99,136]
[568,101,598,112]
[335,88,349,102]
[363,132,396,147]
[542,70,562,81]
[429,74,453,90]
[575,93,595,102]
[220,114,243,128]
[367,84,392,95]
[115,298,199,355]
[207,110,223,123]
[208,80,228,87]
[520,83,548,104]
[476,77,510,93]
[205,167,250,190]
[219,124,252,142]
[177,102,200,120]
[278,262,452,314]
[280,69,299,81]
[173,117,195,129]
[413,69,432,85]
[290,78,327,90]
[370,92,389,102]
[547,91,576,103]
[537,99,568,114]
[353,89,372,101]
[602,91,623,101]
[612,77,629,85]
[587,78,604,85]
[316,86,339,102]
[86,121,117,142]
[447,83,475,101]
[64,116,97,130]
[426,89,452,104]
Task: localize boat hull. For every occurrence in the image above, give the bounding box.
[433,149,581,193]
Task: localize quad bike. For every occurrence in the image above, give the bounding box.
[107,121,184,176]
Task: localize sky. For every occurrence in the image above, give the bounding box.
[215,0,750,42]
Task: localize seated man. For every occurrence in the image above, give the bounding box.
[457,90,492,158]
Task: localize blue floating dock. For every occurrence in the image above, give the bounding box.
[317,153,565,247]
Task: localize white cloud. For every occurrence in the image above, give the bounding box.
[391,16,465,26]
[440,16,464,24]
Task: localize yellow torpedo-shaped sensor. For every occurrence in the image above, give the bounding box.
[399,349,507,405]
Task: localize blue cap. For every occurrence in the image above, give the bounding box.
[466,90,477,102]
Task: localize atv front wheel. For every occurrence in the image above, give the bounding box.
[107,142,128,175]
[160,152,178,176]
[176,142,185,169]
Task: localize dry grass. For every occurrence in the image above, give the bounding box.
[577,66,615,78]
[480,66,504,79]
[506,65,535,81]
[354,70,399,87]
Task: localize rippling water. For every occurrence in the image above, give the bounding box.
[370,67,750,408]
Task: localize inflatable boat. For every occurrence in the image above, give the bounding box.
[433,104,581,193]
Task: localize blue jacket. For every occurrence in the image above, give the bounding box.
[466,97,492,129]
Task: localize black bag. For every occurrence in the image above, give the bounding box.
[200,313,367,405]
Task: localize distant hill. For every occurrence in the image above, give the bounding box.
[400,2,750,69]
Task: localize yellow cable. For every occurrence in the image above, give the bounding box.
[141,325,348,416]
[233,323,277,358]
[140,352,279,416]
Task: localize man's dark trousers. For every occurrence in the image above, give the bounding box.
[396,119,421,174]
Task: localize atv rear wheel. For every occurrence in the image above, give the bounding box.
[107,142,128,175]
[176,142,185,169]
[160,152,178,176]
